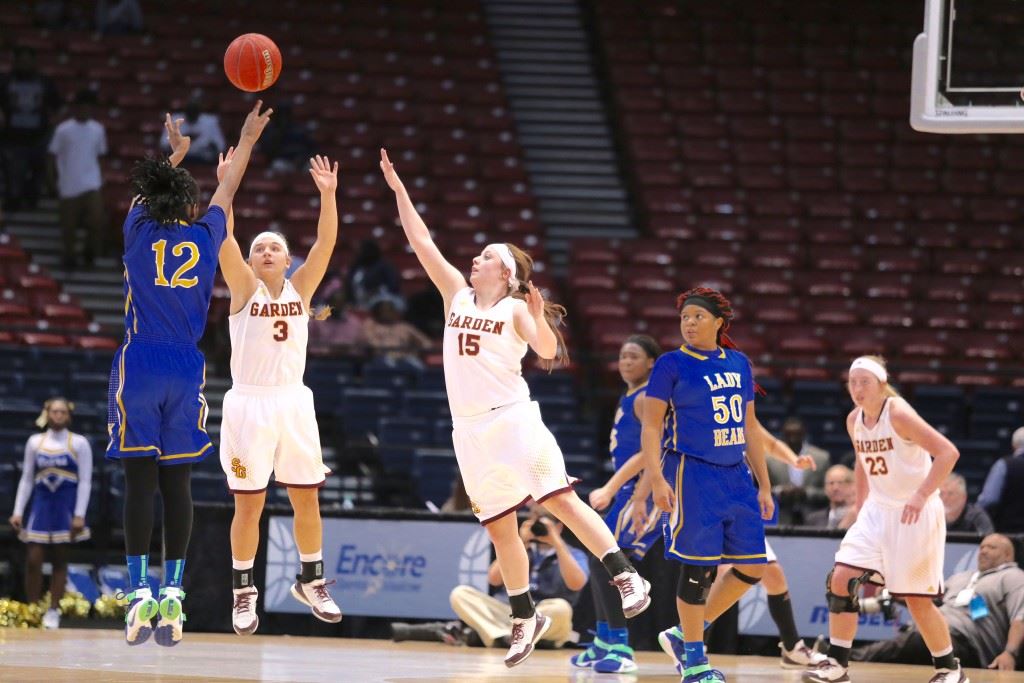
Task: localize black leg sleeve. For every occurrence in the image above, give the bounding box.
[122,459,159,555]
[158,463,193,559]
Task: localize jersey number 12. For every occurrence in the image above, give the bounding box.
[152,240,200,288]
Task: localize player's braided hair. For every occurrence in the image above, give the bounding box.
[506,243,569,367]
[676,286,765,396]
[130,157,199,225]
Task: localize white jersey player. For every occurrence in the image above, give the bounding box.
[381,148,651,668]
[216,153,341,635]
[805,356,967,683]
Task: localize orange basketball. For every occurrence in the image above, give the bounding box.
[223,33,282,92]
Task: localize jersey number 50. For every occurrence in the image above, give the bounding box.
[711,394,744,424]
[152,240,200,288]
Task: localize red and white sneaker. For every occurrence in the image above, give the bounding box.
[504,611,551,668]
[290,578,342,623]
[803,657,850,682]
[612,570,652,618]
[781,640,828,669]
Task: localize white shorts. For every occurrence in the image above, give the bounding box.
[452,400,574,525]
[219,384,329,492]
[765,539,777,563]
[834,495,945,596]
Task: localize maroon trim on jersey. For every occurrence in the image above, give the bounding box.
[861,397,889,427]
[835,561,886,586]
[274,478,327,489]
[229,486,269,495]
[480,495,532,526]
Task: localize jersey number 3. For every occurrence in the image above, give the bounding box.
[152,240,200,288]
[273,321,288,342]
[457,333,480,356]
[864,456,889,476]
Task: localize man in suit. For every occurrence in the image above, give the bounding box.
[803,465,855,529]
[767,417,830,524]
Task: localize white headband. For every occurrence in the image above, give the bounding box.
[249,231,289,259]
[488,243,518,288]
[850,357,888,383]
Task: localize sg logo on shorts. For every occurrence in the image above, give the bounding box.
[470,500,481,515]
[231,457,247,479]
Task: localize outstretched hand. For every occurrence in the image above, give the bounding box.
[165,112,190,158]
[308,154,339,194]
[217,147,235,183]
[525,281,544,319]
[379,148,405,193]
[240,100,273,142]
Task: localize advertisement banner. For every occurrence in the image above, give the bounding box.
[264,516,492,618]
[738,535,979,639]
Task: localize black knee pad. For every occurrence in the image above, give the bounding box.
[677,564,717,605]
[730,567,761,586]
[825,566,870,614]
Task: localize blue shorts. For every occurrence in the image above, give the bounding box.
[602,485,663,560]
[21,483,91,544]
[105,337,212,465]
[662,452,766,566]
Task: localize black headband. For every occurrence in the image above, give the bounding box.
[682,295,723,318]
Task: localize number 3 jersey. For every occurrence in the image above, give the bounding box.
[121,204,226,344]
[853,397,932,506]
[442,287,530,418]
[646,345,755,467]
[229,279,309,387]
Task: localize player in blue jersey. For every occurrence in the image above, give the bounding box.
[571,334,663,673]
[105,102,272,647]
[635,286,774,683]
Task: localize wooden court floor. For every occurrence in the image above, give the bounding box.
[1,629,1021,682]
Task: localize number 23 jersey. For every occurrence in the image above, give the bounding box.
[442,287,530,418]
[852,397,932,506]
[646,345,755,467]
[121,204,226,343]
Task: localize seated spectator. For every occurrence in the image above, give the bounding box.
[803,464,855,529]
[940,472,995,535]
[262,103,315,172]
[449,508,589,649]
[362,293,432,368]
[851,534,1024,670]
[48,89,107,269]
[345,239,401,310]
[767,417,830,523]
[979,427,1024,533]
[162,98,225,164]
[96,0,143,34]
[307,290,364,357]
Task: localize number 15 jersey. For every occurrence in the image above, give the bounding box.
[646,345,755,467]
[121,204,226,344]
[442,287,530,418]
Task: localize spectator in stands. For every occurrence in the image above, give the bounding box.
[162,98,225,165]
[802,464,855,529]
[0,46,61,211]
[851,534,1024,671]
[48,89,107,270]
[307,289,364,357]
[941,472,994,535]
[8,398,92,630]
[345,238,401,310]
[979,427,1024,534]
[96,0,144,35]
[767,417,829,523]
[361,292,432,369]
[262,103,315,173]
[449,507,589,649]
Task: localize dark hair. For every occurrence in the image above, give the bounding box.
[623,334,660,360]
[130,157,198,224]
[506,244,569,366]
[74,88,98,105]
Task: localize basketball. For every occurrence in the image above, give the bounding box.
[223,33,282,92]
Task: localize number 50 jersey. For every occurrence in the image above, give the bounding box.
[121,204,226,344]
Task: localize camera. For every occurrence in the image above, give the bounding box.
[530,519,548,537]
[860,589,897,621]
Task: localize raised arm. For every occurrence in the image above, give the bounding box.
[209,100,272,213]
[291,155,339,304]
[165,113,191,168]
[379,148,465,307]
[214,148,258,308]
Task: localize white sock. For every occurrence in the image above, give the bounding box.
[831,638,853,649]
[299,550,323,563]
[601,546,621,559]
[931,645,953,658]
[232,557,255,571]
[507,586,529,597]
